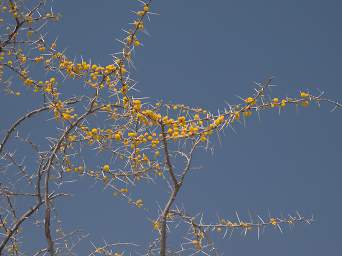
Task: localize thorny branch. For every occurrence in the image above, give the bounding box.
[0,0,340,256]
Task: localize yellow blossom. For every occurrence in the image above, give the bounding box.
[243,111,252,117]
[120,188,128,193]
[128,132,137,137]
[270,218,277,226]
[245,97,256,105]
[214,115,225,126]
[133,99,142,111]
[114,132,122,141]
[67,135,77,142]
[135,199,143,208]
[200,136,207,142]
[24,78,34,86]
[34,56,44,63]
[301,100,309,107]
[300,91,310,98]
[62,113,73,120]
[103,164,110,172]
[134,40,141,47]
[281,99,287,107]
[153,221,160,231]
[143,4,149,12]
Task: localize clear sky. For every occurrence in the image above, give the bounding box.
[1,0,342,255]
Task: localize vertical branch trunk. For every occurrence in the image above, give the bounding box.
[44,180,54,255]
[160,188,179,256]
[159,124,180,256]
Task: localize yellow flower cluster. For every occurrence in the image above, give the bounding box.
[49,100,76,121]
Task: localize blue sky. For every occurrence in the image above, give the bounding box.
[1,0,342,255]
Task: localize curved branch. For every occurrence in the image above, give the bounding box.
[0,97,81,155]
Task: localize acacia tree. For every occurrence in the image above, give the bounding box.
[0,1,341,255]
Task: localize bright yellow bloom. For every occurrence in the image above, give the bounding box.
[234,112,240,120]
[62,113,73,120]
[137,11,145,16]
[103,164,110,172]
[143,5,149,12]
[114,132,121,141]
[301,100,309,107]
[300,91,310,98]
[133,99,141,111]
[281,99,287,107]
[271,97,279,107]
[24,78,34,86]
[270,218,277,226]
[134,40,141,47]
[128,132,137,137]
[120,188,128,193]
[67,135,77,142]
[243,111,252,117]
[34,56,44,63]
[244,97,256,105]
[19,55,27,63]
[178,116,186,125]
[153,221,160,231]
[214,115,225,126]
